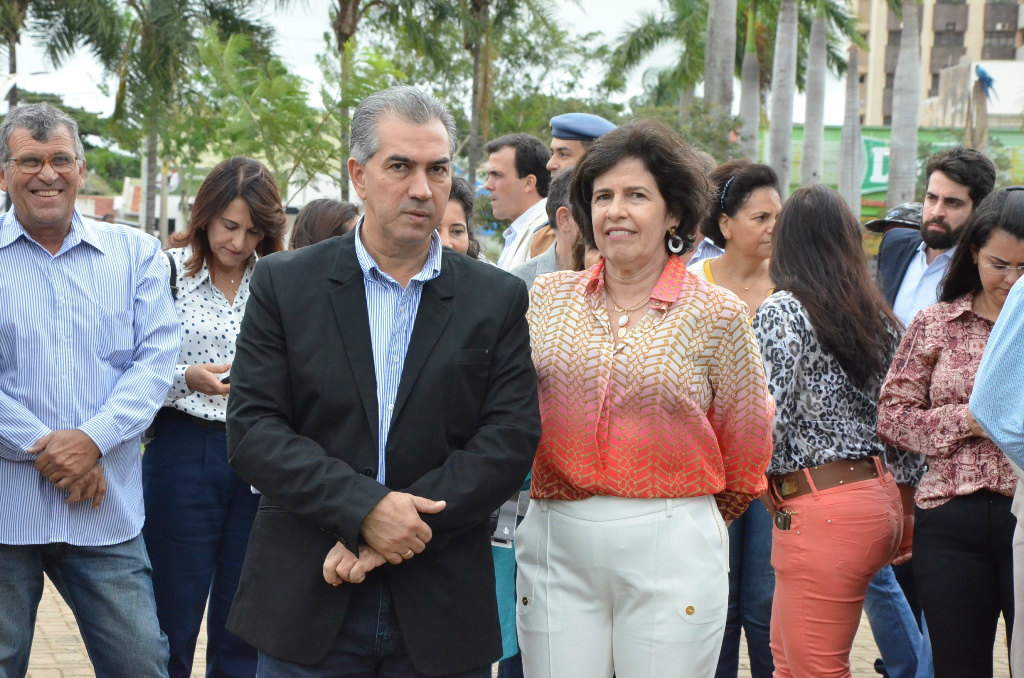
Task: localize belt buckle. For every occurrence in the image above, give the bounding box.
[777,476,799,498]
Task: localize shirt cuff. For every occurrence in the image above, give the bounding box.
[17,423,54,458]
[77,412,124,457]
[169,365,191,401]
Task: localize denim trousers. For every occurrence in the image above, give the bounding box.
[255,572,491,678]
[715,504,775,678]
[863,565,933,678]
[0,535,169,678]
[142,413,259,678]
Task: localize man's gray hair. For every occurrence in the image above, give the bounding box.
[350,86,457,165]
[0,103,86,167]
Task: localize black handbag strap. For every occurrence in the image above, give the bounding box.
[164,250,179,300]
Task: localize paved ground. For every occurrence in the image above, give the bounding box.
[27,577,1010,677]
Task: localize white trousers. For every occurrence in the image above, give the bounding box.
[515,495,729,678]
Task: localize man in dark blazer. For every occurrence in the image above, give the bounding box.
[224,86,541,678]
[876,146,995,324]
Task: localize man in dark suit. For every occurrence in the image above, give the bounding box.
[876,146,996,325]
[224,86,541,678]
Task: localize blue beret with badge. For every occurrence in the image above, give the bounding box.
[549,113,617,141]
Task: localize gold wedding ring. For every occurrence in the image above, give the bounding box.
[401,549,414,560]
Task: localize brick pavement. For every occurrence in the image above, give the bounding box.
[27,576,1010,677]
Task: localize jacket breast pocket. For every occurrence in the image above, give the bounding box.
[95,308,135,368]
[453,348,492,365]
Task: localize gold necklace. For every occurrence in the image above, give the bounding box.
[606,289,650,338]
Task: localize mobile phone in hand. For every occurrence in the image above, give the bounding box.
[220,374,231,385]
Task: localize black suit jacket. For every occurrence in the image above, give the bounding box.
[224,233,541,674]
[876,227,923,307]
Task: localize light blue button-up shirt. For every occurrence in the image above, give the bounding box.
[496,199,547,270]
[688,238,725,267]
[0,207,181,546]
[970,278,1024,468]
[353,222,442,486]
[892,242,955,327]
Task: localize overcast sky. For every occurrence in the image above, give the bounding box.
[9,0,846,124]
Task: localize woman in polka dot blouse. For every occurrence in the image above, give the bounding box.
[141,157,287,678]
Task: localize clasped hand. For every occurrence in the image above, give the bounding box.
[322,491,446,585]
[27,430,106,508]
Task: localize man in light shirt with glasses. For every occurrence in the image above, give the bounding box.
[0,103,180,678]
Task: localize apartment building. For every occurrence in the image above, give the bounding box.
[858,0,1023,126]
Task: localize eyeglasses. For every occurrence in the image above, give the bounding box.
[8,154,79,174]
[980,262,1024,277]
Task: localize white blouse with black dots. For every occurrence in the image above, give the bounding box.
[162,245,258,422]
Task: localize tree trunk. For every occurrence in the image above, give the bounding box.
[800,0,827,184]
[767,0,798,196]
[339,43,352,201]
[6,38,16,108]
[738,6,760,160]
[887,0,921,207]
[144,113,159,240]
[703,0,737,115]
[465,0,490,184]
[159,159,170,241]
[838,46,864,219]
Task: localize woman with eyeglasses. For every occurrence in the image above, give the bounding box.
[878,186,1024,677]
[142,157,287,678]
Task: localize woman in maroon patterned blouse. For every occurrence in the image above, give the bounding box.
[878,186,1024,678]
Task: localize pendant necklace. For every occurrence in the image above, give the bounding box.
[606,289,649,338]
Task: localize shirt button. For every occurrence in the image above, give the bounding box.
[392,357,399,363]
[388,404,394,411]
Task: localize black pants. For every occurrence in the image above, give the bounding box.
[914,491,1015,678]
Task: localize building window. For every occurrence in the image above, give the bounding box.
[983,31,1015,46]
[886,73,895,89]
[884,115,892,125]
[930,73,940,95]
[933,31,965,46]
[889,30,902,46]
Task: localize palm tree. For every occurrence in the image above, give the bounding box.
[602,0,707,125]
[837,45,863,218]
[800,0,827,183]
[766,0,798,195]
[737,5,760,159]
[887,0,920,206]
[30,0,276,241]
[704,0,737,114]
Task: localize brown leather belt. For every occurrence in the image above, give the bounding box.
[771,456,880,500]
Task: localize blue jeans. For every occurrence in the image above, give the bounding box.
[142,412,259,678]
[864,565,933,678]
[0,536,169,678]
[256,573,491,678]
[716,504,775,678]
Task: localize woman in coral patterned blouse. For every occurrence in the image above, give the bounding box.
[514,120,773,678]
[878,187,1024,678]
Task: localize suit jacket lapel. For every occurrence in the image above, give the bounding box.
[392,261,454,423]
[327,238,380,442]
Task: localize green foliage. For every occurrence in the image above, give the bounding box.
[163,27,344,202]
[630,99,747,163]
[85,146,140,186]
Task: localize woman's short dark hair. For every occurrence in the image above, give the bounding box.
[290,199,360,249]
[770,184,901,388]
[171,157,286,276]
[448,176,484,259]
[569,119,713,253]
[940,187,1024,302]
[701,159,780,248]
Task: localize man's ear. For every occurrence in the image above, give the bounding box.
[0,167,8,194]
[523,173,537,195]
[349,157,368,200]
[555,206,576,237]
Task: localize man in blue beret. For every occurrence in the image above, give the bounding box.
[546,113,617,174]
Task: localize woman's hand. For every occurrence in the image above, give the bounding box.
[966,408,990,439]
[185,363,231,396]
[758,491,777,515]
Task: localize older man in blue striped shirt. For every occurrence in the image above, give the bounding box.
[0,103,180,677]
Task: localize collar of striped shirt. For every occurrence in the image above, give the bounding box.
[0,206,104,255]
[352,219,444,284]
